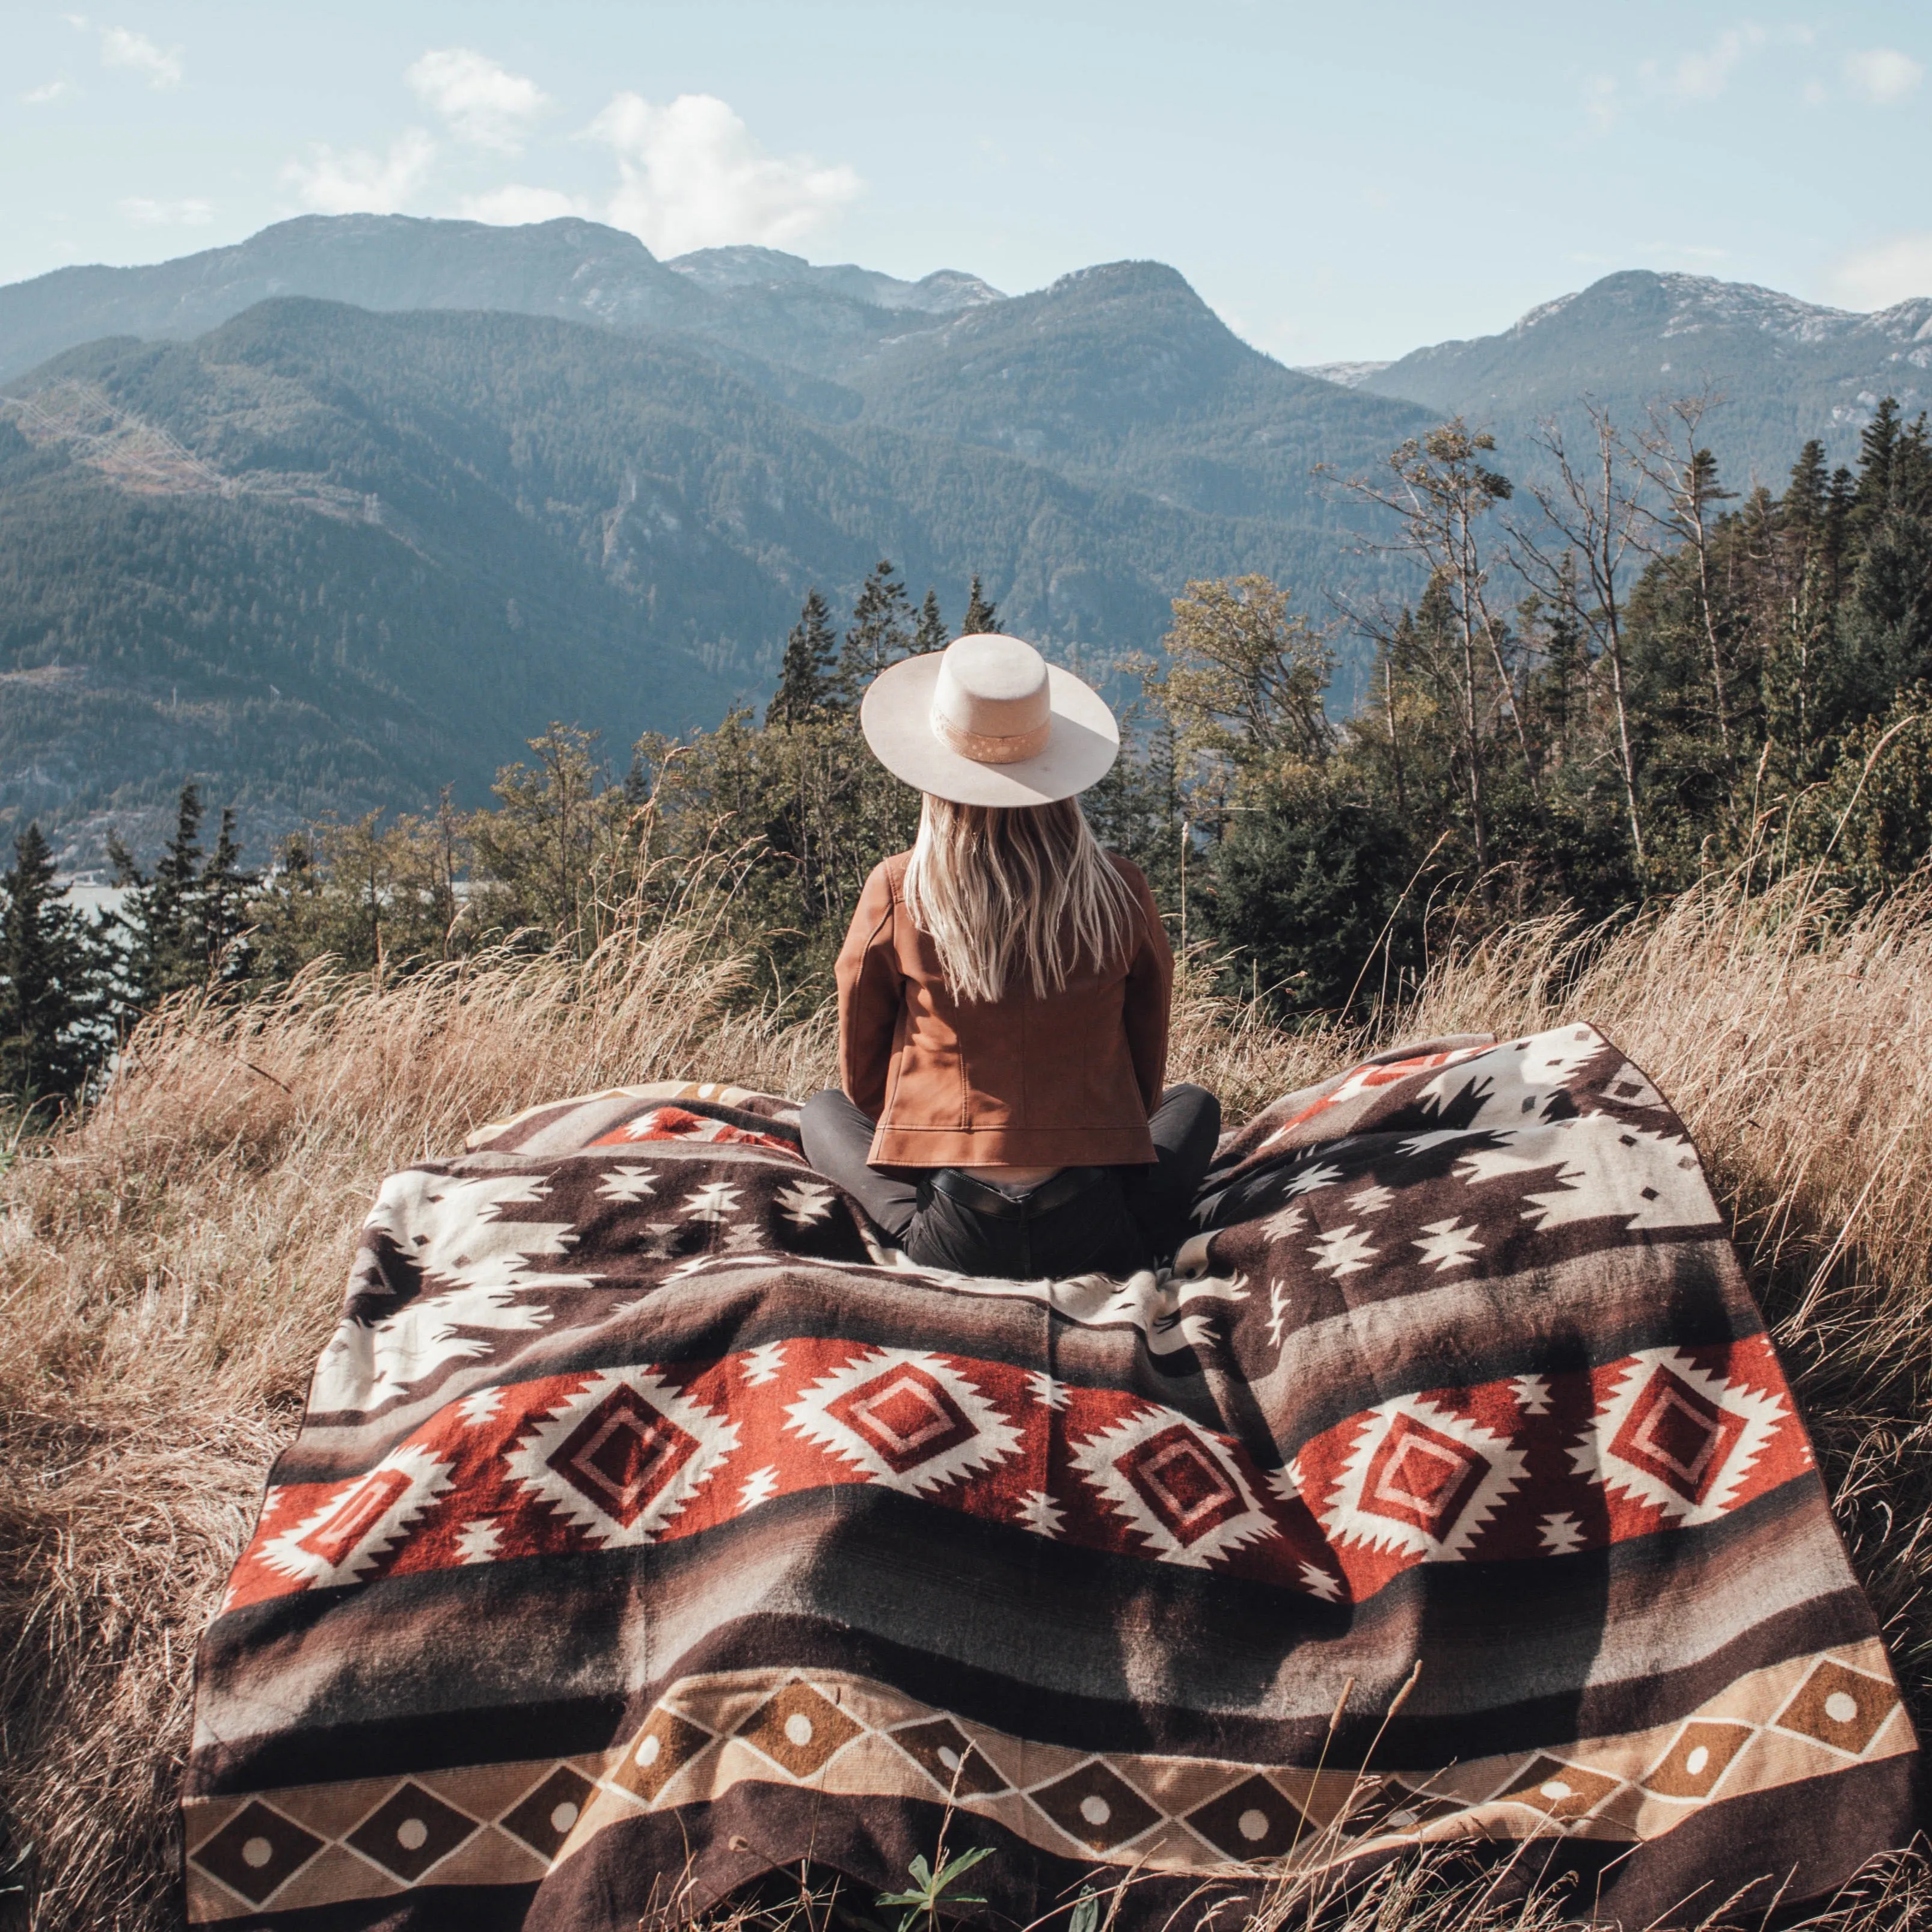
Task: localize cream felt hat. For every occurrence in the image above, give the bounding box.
[859,633,1120,806]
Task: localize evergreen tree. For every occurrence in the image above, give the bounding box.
[915,588,948,654]
[961,574,1000,636]
[767,588,839,726]
[1524,584,1588,764]
[834,561,915,703]
[1853,399,1905,534]
[622,748,653,806]
[1823,465,1856,601]
[199,807,257,983]
[114,783,206,1004]
[1782,441,1829,544]
[0,823,109,1107]
[1208,786,1423,1019]
[112,783,259,1002]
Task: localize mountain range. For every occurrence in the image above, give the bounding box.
[1338,270,1932,488]
[1,215,1925,868]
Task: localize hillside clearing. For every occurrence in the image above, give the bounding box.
[2,874,1929,1930]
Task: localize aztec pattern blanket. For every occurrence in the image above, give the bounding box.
[183,1026,1918,1931]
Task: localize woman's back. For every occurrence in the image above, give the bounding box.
[836,844,1172,1170]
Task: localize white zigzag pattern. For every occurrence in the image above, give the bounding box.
[313,1171,589,1412]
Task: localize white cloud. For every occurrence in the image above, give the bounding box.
[588,92,859,258]
[1647,25,1767,101]
[458,184,585,225]
[99,25,182,89]
[120,196,214,225]
[1581,73,1619,135]
[22,80,76,104]
[282,129,436,215]
[1844,48,1924,105]
[1827,233,1932,310]
[406,48,548,152]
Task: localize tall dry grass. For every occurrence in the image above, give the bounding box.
[1,872,1928,1930]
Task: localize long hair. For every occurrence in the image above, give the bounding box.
[901,794,1139,1004]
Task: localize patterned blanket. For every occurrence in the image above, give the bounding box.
[183,1026,1918,1930]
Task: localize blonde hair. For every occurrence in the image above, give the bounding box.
[901,794,1139,1004]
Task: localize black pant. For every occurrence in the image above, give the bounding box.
[799,1085,1221,1280]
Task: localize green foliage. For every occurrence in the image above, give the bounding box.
[874,1844,995,1932]
[111,784,258,1001]
[960,575,999,636]
[1208,786,1423,1016]
[1789,692,1932,900]
[248,799,467,976]
[1146,574,1333,812]
[0,823,112,1109]
[915,587,948,653]
[768,589,839,728]
[835,560,918,705]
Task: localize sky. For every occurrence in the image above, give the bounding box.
[7,1,1932,364]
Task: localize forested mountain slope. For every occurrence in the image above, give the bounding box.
[0,297,1404,867]
[848,260,1429,521]
[1361,269,1932,486]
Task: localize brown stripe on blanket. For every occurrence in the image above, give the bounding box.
[192,1481,1873,1796]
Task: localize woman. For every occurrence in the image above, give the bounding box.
[800,631,1220,1280]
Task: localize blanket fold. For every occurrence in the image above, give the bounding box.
[183,1029,1918,1930]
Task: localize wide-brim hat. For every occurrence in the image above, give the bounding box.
[859,633,1119,806]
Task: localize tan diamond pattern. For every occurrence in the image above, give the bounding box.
[184,1641,1910,1921]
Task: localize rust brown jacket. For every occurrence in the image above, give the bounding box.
[835,849,1174,1168]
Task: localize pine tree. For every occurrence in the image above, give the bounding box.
[113,784,256,1002]
[622,748,653,806]
[1824,465,1856,600]
[0,823,108,1107]
[1782,441,1828,544]
[915,588,948,654]
[115,782,206,1003]
[834,561,915,703]
[960,574,1000,636]
[199,806,257,983]
[1853,399,1904,533]
[768,588,840,726]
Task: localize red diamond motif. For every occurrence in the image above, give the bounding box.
[546,1385,699,1526]
[1358,1414,1489,1539]
[826,1364,977,1474]
[1115,1424,1244,1546]
[1610,1367,1746,1504]
[296,1468,413,1567]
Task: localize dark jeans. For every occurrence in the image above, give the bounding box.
[799,1085,1222,1280]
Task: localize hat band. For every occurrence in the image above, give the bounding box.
[930,705,1053,766]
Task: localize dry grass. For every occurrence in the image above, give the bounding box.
[1,872,1928,1930]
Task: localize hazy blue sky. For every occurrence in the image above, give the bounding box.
[8,1,1931,361]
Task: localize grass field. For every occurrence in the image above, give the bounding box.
[2,872,1928,1930]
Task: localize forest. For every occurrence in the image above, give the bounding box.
[5,390,1931,1111]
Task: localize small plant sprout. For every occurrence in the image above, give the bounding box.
[876,1845,997,1932]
